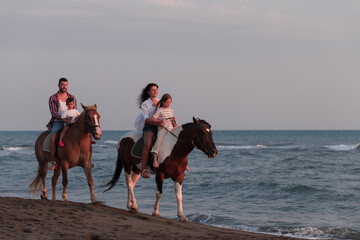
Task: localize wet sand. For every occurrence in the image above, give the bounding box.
[0,197,303,240]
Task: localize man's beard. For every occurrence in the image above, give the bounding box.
[59,88,67,93]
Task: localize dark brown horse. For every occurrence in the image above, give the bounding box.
[104,117,217,222]
[29,104,102,203]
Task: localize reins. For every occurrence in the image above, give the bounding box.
[164,123,212,150]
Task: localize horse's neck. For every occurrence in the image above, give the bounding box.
[176,124,195,155]
[70,114,88,141]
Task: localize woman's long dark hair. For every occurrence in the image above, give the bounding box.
[137,83,159,108]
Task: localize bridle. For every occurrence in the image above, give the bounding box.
[74,110,100,135]
[192,124,214,152]
[165,123,213,151]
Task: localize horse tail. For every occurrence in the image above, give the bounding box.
[103,142,124,192]
[28,131,49,195]
[28,167,45,195]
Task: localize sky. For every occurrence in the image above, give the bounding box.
[1,0,360,130]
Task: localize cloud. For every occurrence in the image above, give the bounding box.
[263,8,290,24]
[146,0,196,9]
[211,4,253,16]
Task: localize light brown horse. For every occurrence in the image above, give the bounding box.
[29,104,102,203]
[104,117,217,222]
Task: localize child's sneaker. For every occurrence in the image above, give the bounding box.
[90,140,96,144]
[58,140,64,147]
[49,161,56,171]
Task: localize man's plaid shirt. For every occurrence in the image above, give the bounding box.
[46,92,77,130]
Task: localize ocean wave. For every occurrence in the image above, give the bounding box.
[1,146,29,151]
[0,146,33,157]
[187,213,239,228]
[258,226,360,240]
[104,140,118,145]
[324,144,360,151]
[188,213,360,239]
[93,140,119,149]
[217,145,299,150]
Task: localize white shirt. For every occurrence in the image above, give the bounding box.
[61,109,80,124]
[57,100,68,121]
[134,98,158,134]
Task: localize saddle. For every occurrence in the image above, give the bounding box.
[131,137,144,159]
[43,133,52,152]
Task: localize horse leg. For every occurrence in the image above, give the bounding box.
[61,163,69,201]
[40,158,48,200]
[125,172,138,212]
[84,163,97,203]
[174,182,188,222]
[51,166,61,201]
[41,186,48,200]
[153,174,164,217]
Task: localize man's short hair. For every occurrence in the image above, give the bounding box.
[58,78,68,85]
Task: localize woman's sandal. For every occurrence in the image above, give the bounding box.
[141,169,150,178]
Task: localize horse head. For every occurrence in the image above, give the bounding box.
[80,103,102,140]
[192,117,217,158]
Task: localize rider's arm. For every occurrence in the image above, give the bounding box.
[149,110,165,127]
[49,95,61,120]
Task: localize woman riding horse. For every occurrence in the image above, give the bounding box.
[105,117,217,222]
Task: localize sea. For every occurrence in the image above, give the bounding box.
[1,130,360,240]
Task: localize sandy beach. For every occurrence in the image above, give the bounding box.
[0,197,304,240]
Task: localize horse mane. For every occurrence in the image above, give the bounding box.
[182,118,211,129]
[76,105,97,120]
[72,104,97,127]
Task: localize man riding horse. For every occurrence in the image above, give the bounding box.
[46,78,95,171]
[46,78,77,171]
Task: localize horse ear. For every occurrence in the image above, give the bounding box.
[193,117,200,125]
[81,103,87,111]
[94,104,97,109]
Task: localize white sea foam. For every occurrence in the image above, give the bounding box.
[217,145,296,150]
[0,146,33,156]
[104,140,118,145]
[1,146,29,151]
[325,144,359,151]
[217,145,268,150]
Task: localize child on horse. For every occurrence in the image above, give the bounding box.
[58,97,80,147]
[151,93,189,171]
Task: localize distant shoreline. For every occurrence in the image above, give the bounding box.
[0,197,302,240]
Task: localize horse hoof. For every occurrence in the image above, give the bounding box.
[91,200,102,205]
[130,207,138,213]
[40,194,47,200]
[179,216,188,223]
